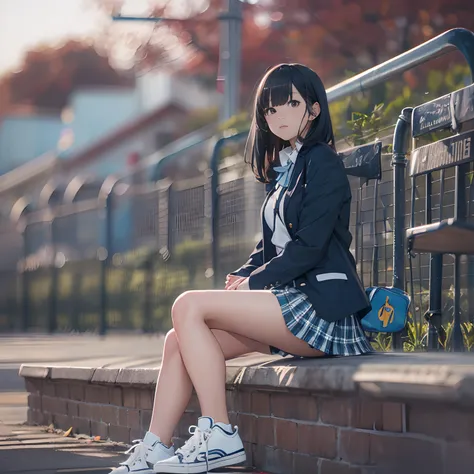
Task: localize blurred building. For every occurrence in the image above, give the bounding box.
[0,106,62,174]
[0,71,220,212]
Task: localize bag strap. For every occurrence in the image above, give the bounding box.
[368,287,378,300]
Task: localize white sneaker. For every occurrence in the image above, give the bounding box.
[153,416,246,473]
[110,431,174,474]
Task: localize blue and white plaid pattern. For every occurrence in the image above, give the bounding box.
[271,287,373,356]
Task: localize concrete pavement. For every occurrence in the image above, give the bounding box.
[0,333,157,473]
[0,423,128,474]
[0,423,260,473]
[0,333,260,474]
[0,333,167,425]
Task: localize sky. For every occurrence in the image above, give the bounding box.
[0,0,153,74]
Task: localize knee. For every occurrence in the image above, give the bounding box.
[171,291,202,331]
[163,329,180,357]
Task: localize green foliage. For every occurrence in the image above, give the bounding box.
[438,322,474,352]
[218,112,251,134]
[337,64,471,148]
[370,320,474,353]
[171,240,212,286]
[183,107,219,133]
[369,332,392,352]
[346,103,385,146]
[403,320,428,352]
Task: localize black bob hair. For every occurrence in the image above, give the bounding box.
[244,63,335,184]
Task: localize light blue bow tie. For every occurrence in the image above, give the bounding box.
[273,160,294,188]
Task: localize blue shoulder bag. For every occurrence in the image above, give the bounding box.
[361,287,410,333]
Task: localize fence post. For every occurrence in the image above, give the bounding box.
[391,107,412,350]
[21,223,29,332]
[425,212,443,351]
[451,163,468,351]
[143,257,153,333]
[99,192,112,336]
[210,138,224,289]
[48,217,58,333]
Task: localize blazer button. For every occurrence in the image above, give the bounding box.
[289,223,293,228]
[300,282,306,287]
[264,285,268,290]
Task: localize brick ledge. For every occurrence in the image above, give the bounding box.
[19,352,474,406]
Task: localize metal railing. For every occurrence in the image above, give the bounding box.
[0,28,474,349]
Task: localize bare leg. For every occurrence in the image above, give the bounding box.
[149,328,270,446]
[172,290,323,424]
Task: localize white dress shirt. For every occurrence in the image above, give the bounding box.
[263,142,302,254]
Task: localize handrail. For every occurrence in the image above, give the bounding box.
[210,28,474,288]
[326,28,474,102]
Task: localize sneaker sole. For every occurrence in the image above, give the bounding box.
[154,451,247,473]
[113,468,154,474]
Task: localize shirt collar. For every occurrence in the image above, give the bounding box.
[279,140,303,166]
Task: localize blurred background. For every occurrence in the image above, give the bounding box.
[0,0,474,351]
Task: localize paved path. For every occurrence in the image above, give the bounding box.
[0,334,259,473]
[0,423,257,474]
[0,333,166,425]
[0,334,163,472]
[0,423,127,474]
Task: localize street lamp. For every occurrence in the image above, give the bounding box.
[112,0,242,123]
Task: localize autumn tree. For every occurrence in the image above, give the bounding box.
[0,40,133,113]
[96,0,474,101]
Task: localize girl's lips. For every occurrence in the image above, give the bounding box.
[279,125,288,128]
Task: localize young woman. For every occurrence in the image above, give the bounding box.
[111,63,372,474]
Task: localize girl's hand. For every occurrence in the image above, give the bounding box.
[225,274,245,290]
[236,277,250,291]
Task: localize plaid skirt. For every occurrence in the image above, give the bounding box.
[271,286,373,357]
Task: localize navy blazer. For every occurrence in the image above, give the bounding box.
[230,142,371,323]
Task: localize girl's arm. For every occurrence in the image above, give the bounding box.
[228,238,264,278]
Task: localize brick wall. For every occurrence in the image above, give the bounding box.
[26,378,153,444]
[24,375,474,474]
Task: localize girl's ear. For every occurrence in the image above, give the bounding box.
[309,102,321,121]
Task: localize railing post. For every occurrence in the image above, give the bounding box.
[99,192,112,336]
[143,256,154,333]
[451,164,468,351]
[48,216,58,334]
[21,223,29,332]
[210,138,224,289]
[425,180,443,352]
[391,107,412,350]
[71,271,80,332]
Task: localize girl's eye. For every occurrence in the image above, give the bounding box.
[265,107,277,115]
[288,100,300,108]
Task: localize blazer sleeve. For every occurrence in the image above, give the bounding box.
[228,239,264,278]
[248,146,349,289]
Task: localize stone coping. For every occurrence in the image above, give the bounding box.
[19,352,474,406]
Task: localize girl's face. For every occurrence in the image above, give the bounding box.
[263,85,314,142]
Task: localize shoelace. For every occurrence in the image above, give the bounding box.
[176,425,212,472]
[121,439,145,466]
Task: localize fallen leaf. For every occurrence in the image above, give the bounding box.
[93,436,101,442]
[63,427,73,437]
